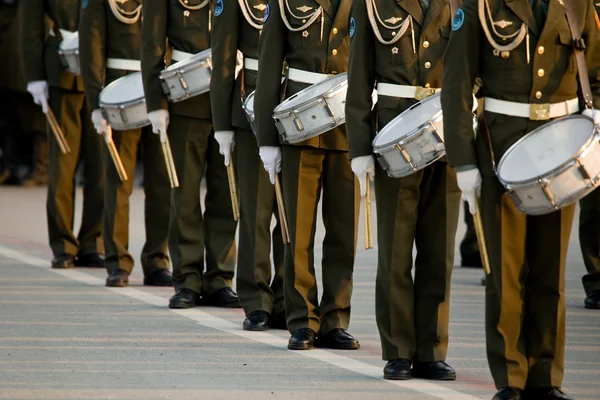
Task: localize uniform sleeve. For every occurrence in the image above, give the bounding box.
[210,0,240,132]
[141,0,169,113]
[79,0,106,111]
[440,0,480,168]
[582,0,600,109]
[19,0,47,83]
[345,0,376,159]
[254,0,286,147]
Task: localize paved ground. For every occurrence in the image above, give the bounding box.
[0,186,599,400]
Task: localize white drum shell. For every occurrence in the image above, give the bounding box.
[242,91,256,135]
[58,32,80,76]
[160,50,212,102]
[273,74,348,144]
[497,116,600,215]
[99,73,150,131]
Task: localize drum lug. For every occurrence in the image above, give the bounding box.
[118,106,129,126]
[176,71,189,95]
[576,157,595,187]
[293,113,304,133]
[323,98,336,121]
[376,155,390,172]
[538,178,558,209]
[505,188,523,209]
[429,122,444,144]
[394,143,415,170]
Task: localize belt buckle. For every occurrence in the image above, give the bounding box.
[530,103,551,121]
[415,86,436,101]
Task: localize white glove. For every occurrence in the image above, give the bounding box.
[472,94,479,113]
[148,109,170,142]
[351,155,375,198]
[259,146,282,185]
[457,168,482,215]
[91,109,108,135]
[583,108,600,125]
[27,80,49,113]
[214,131,235,166]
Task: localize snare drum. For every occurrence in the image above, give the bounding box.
[58,32,80,76]
[160,49,212,102]
[273,73,348,144]
[99,72,150,131]
[242,91,257,135]
[372,93,446,178]
[497,115,600,215]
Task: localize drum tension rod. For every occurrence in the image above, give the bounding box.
[538,178,557,209]
[394,143,415,170]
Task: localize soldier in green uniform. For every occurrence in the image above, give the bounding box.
[578,188,600,309]
[20,0,105,269]
[141,0,240,308]
[210,0,286,329]
[442,0,600,399]
[255,0,360,350]
[346,0,460,380]
[79,0,173,288]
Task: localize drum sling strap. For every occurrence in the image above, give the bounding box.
[478,0,593,174]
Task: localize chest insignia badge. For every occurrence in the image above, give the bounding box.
[296,6,313,12]
[391,47,399,54]
[494,20,513,29]
[254,4,267,11]
[385,17,402,24]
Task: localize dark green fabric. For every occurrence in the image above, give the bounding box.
[579,188,600,295]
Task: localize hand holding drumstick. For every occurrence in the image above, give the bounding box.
[351,155,375,250]
[148,110,179,188]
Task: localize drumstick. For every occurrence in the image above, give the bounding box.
[274,174,290,244]
[226,161,240,221]
[473,199,491,275]
[104,126,128,182]
[160,133,179,188]
[46,108,71,154]
[364,178,373,250]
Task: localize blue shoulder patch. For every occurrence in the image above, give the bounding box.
[452,9,464,31]
[263,3,270,22]
[214,0,224,16]
[82,0,88,9]
[349,17,356,38]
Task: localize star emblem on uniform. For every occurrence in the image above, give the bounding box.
[253,4,267,11]
[558,0,564,5]
[184,10,190,17]
[385,17,402,24]
[493,20,513,29]
[296,5,313,12]
[302,30,309,37]
[392,47,399,54]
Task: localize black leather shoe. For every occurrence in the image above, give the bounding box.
[493,388,522,400]
[270,311,287,330]
[201,287,241,308]
[316,328,360,350]
[243,311,270,331]
[106,269,129,287]
[51,253,75,269]
[584,290,600,309]
[143,269,173,287]
[412,361,456,380]
[288,328,317,350]
[523,388,573,400]
[168,288,201,309]
[383,359,412,380]
[74,253,104,268]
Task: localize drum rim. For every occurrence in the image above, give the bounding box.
[273,72,348,116]
[99,72,146,106]
[160,49,212,77]
[497,114,597,186]
[372,93,442,150]
[242,91,256,116]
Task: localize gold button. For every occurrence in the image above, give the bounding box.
[537,69,545,77]
[424,61,431,69]
[535,91,542,99]
[333,28,338,34]
[425,83,431,88]
[332,49,338,56]
[423,40,430,48]
[302,19,306,23]
[538,46,545,55]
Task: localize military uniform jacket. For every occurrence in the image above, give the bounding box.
[20,0,83,91]
[210,0,265,132]
[442,0,600,175]
[79,0,143,111]
[254,0,352,150]
[141,0,212,119]
[346,0,452,159]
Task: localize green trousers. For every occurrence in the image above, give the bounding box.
[168,114,237,295]
[103,127,171,275]
[578,187,600,295]
[374,161,460,361]
[481,176,574,390]
[235,129,285,316]
[280,145,359,334]
[47,86,104,257]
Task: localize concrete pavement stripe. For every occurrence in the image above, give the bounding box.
[0,244,482,400]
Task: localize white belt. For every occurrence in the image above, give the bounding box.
[288,68,331,85]
[376,83,440,101]
[245,57,258,71]
[106,58,141,71]
[171,49,194,62]
[484,97,580,121]
[49,28,75,39]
